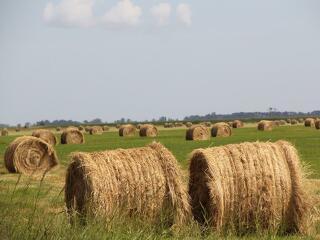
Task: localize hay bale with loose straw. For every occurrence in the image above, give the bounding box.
[315,120,320,130]
[188,141,311,234]
[32,129,57,146]
[139,124,158,137]
[65,142,191,226]
[119,124,136,137]
[211,122,232,137]
[1,128,9,136]
[186,125,210,141]
[257,120,273,131]
[61,127,84,144]
[232,120,244,128]
[4,136,59,175]
[89,126,103,135]
[304,118,315,127]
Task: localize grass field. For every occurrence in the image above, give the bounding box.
[0,125,319,239]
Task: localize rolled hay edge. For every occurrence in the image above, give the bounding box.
[61,128,84,144]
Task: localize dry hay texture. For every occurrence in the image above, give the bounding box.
[136,124,142,129]
[56,127,62,132]
[315,120,320,130]
[186,125,210,141]
[32,129,57,146]
[119,124,136,137]
[305,118,315,127]
[188,141,311,234]
[78,126,85,131]
[139,124,158,137]
[257,121,273,131]
[4,136,59,175]
[291,119,298,125]
[61,128,85,144]
[65,142,191,226]
[85,126,91,132]
[211,123,232,137]
[279,120,287,125]
[202,122,212,127]
[89,126,103,135]
[103,125,109,131]
[164,123,174,128]
[232,120,244,128]
[185,122,192,128]
[1,128,9,136]
[298,118,304,123]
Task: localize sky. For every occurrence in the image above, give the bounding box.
[1,0,320,125]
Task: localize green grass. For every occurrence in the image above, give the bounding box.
[0,125,319,239]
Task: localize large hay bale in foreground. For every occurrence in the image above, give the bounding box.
[232,120,243,128]
[139,124,158,137]
[119,124,136,137]
[65,142,190,226]
[186,125,210,141]
[1,128,8,136]
[315,120,320,130]
[211,123,232,137]
[61,128,84,144]
[89,126,103,135]
[4,136,59,175]
[257,120,273,131]
[188,141,310,234]
[32,129,57,146]
[305,118,315,127]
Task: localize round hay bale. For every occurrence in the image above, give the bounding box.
[186,125,210,141]
[298,118,304,123]
[116,124,121,129]
[279,120,287,125]
[291,119,298,125]
[89,126,103,135]
[185,122,192,128]
[15,128,21,132]
[164,123,174,128]
[188,141,311,234]
[119,124,136,137]
[136,124,142,129]
[65,142,191,226]
[232,120,243,128]
[56,127,62,132]
[61,128,84,144]
[202,122,212,127]
[211,122,232,137]
[175,122,184,127]
[286,119,291,124]
[32,129,57,146]
[103,125,109,131]
[315,120,320,130]
[1,128,9,136]
[227,121,233,127]
[139,124,158,137]
[78,125,85,131]
[304,118,315,127]
[84,126,91,132]
[257,120,273,131]
[4,136,59,175]
[272,120,281,127]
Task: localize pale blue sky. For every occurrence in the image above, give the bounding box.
[1,0,320,124]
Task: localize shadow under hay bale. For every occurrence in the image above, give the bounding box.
[188,141,311,234]
[257,120,273,131]
[211,122,232,137]
[305,118,315,127]
[4,136,59,175]
[186,125,210,141]
[1,128,8,136]
[139,124,158,137]
[32,129,57,146]
[232,120,243,128]
[65,142,191,226]
[89,126,103,135]
[61,128,84,144]
[119,124,136,137]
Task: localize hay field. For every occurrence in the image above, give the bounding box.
[0,125,319,239]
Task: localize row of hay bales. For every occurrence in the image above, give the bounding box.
[186,123,232,140]
[119,124,158,137]
[304,118,320,129]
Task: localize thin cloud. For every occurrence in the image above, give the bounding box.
[177,3,192,26]
[150,3,172,26]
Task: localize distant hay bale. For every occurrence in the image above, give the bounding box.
[65,142,191,226]
[272,120,281,127]
[136,124,142,129]
[186,125,210,141]
[4,136,58,175]
[164,123,174,128]
[116,124,121,129]
[211,122,232,137]
[175,122,184,127]
[188,141,311,234]
[315,120,320,130]
[304,118,315,127]
[1,128,9,136]
[286,119,291,124]
[56,127,62,132]
[139,124,158,137]
[232,120,244,128]
[119,124,136,137]
[61,128,84,144]
[202,122,212,127]
[298,118,304,123]
[89,126,103,135]
[78,126,85,131]
[279,120,287,125]
[32,129,57,146]
[291,119,298,125]
[185,122,192,128]
[103,125,109,131]
[257,120,273,131]
[85,126,91,132]
[15,128,21,132]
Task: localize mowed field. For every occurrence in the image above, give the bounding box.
[0,124,319,239]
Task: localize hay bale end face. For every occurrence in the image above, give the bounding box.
[211,123,232,137]
[65,142,190,226]
[119,124,136,137]
[186,125,210,141]
[61,128,84,144]
[4,136,59,175]
[257,120,273,131]
[188,141,310,234]
[1,128,9,136]
[305,118,315,127]
[139,124,158,137]
[32,129,57,146]
[89,126,103,135]
[232,120,243,128]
